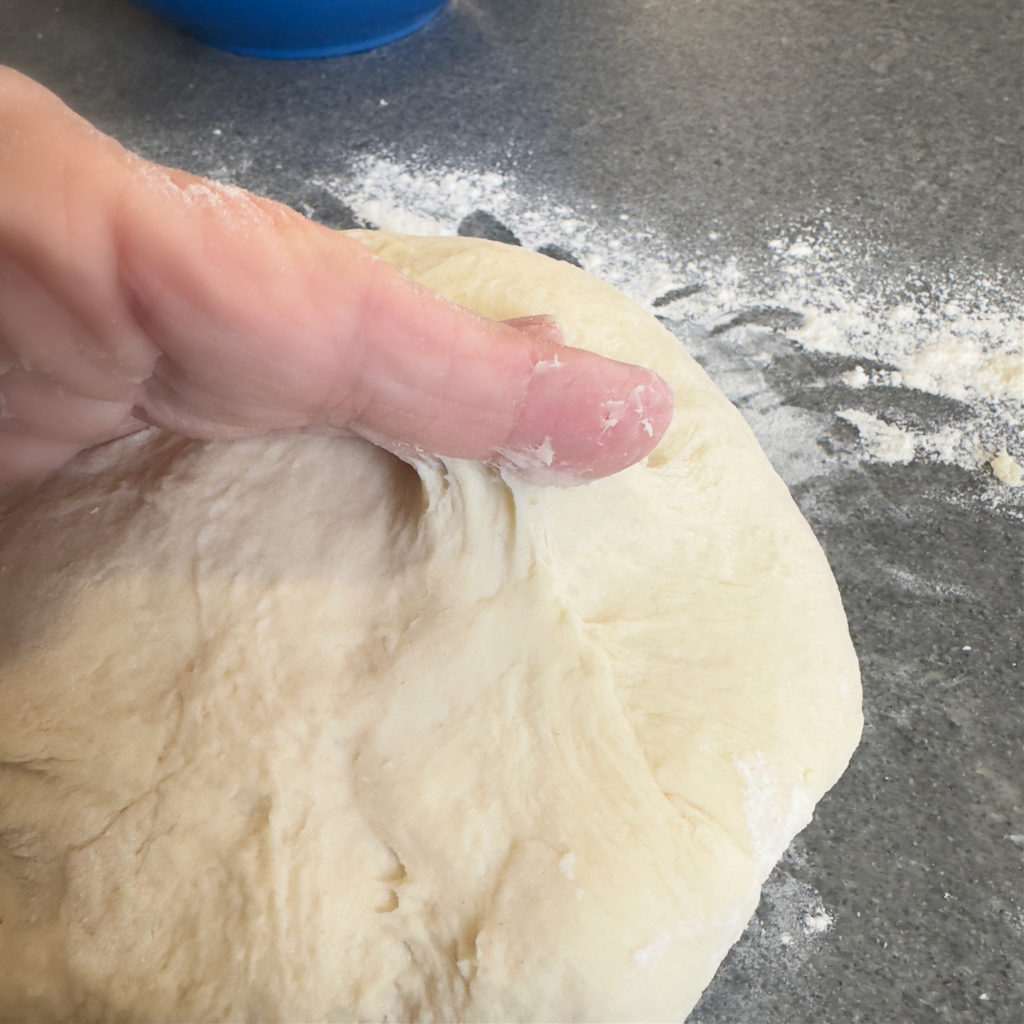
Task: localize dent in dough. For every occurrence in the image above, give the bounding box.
[0,233,862,1022]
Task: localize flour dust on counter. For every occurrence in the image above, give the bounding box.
[312,153,1023,510]
[0,234,860,1022]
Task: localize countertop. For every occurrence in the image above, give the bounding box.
[2,1,1021,1021]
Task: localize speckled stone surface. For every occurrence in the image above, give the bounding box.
[2,2,1021,1021]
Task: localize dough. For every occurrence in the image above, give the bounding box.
[0,233,861,1022]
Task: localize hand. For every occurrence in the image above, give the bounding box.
[0,68,672,485]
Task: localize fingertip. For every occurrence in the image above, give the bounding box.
[496,348,674,485]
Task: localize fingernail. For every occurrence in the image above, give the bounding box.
[503,315,567,348]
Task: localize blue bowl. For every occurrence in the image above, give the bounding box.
[131,0,448,58]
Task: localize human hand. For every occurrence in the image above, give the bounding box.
[0,68,672,485]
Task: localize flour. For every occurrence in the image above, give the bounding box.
[990,449,1024,487]
[312,154,1022,499]
[835,409,917,465]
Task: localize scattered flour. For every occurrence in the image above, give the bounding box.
[835,409,917,465]
[745,853,838,960]
[312,154,1023,498]
[558,851,576,880]
[802,907,834,936]
[989,449,1024,487]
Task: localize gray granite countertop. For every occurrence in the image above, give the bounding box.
[3,1,1021,1021]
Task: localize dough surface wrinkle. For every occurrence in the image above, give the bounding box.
[0,233,861,1023]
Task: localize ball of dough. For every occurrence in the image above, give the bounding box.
[0,233,861,1022]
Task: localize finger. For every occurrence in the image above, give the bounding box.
[328,264,674,481]
[118,180,673,481]
[1,67,673,485]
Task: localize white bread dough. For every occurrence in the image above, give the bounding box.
[0,233,861,1021]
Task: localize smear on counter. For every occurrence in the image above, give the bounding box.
[308,155,1022,504]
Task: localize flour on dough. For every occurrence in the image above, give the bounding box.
[0,233,861,1022]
